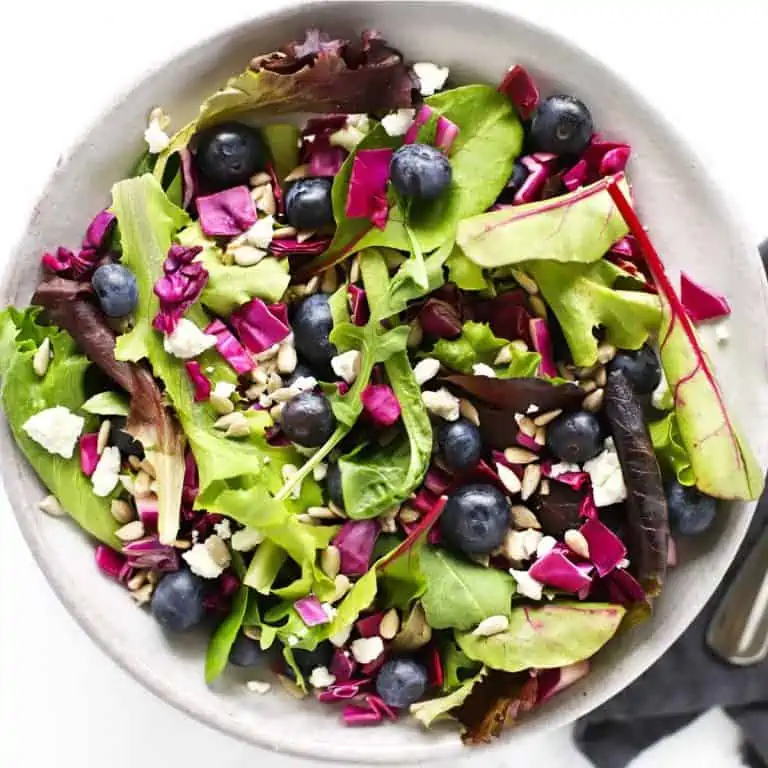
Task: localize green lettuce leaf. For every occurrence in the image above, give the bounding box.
[526,259,662,367]
[384,241,451,318]
[446,248,491,291]
[442,640,482,692]
[431,321,541,378]
[456,602,625,671]
[649,412,695,486]
[411,668,486,727]
[303,85,524,275]
[177,223,289,315]
[0,308,119,547]
[376,536,427,610]
[81,391,130,417]
[420,547,517,631]
[324,566,378,640]
[262,123,300,182]
[457,177,629,269]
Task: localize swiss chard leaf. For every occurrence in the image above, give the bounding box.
[526,258,662,367]
[455,602,625,672]
[420,547,517,630]
[0,309,120,547]
[649,412,695,486]
[606,180,763,501]
[457,176,630,269]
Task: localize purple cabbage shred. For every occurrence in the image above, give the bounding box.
[152,244,208,334]
[196,186,257,237]
[332,520,379,576]
[230,298,291,354]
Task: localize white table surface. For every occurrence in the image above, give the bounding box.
[0,2,764,766]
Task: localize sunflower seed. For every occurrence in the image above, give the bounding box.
[134,471,153,498]
[308,506,336,520]
[296,229,316,244]
[399,506,421,524]
[141,456,157,477]
[119,475,135,495]
[269,403,284,421]
[252,368,269,386]
[277,342,298,375]
[320,267,339,293]
[459,399,480,426]
[328,502,346,519]
[379,609,400,640]
[243,626,262,641]
[581,380,597,394]
[331,574,351,603]
[511,269,539,295]
[516,415,537,437]
[530,295,548,319]
[210,392,235,415]
[257,185,276,216]
[273,225,298,239]
[33,337,51,377]
[503,446,539,465]
[233,246,267,267]
[110,499,134,524]
[127,570,148,592]
[539,478,550,496]
[379,505,399,533]
[533,409,562,427]
[267,372,283,393]
[206,535,232,568]
[595,366,608,388]
[226,418,251,438]
[173,539,192,550]
[349,255,361,284]
[303,275,320,296]
[493,345,513,366]
[582,388,605,413]
[521,463,541,501]
[116,520,145,542]
[38,494,64,517]
[128,455,143,471]
[147,570,160,585]
[285,164,310,182]
[564,529,590,559]
[320,545,341,579]
[557,363,576,381]
[249,171,272,187]
[130,583,154,605]
[413,358,440,386]
[472,614,510,637]
[407,320,423,348]
[510,504,541,530]
[534,426,547,446]
[96,419,111,456]
[597,343,617,364]
[497,462,522,494]
[469,553,490,568]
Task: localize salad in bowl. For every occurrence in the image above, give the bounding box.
[1,27,762,744]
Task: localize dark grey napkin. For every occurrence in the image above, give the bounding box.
[574,497,768,767]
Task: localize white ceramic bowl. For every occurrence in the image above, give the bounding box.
[3,1,768,763]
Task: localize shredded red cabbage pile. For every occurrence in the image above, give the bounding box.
[332,520,379,576]
[152,244,209,334]
[361,384,401,427]
[79,433,100,477]
[345,148,393,229]
[196,186,257,237]
[230,298,291,353]
[123,536,179,571]
[41,210,117,279]
[205,319,255,375]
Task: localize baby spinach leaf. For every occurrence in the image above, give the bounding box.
[376,535,427,610]
[383,240,451,319]
[526,259,662,367]
[455,602,625,672]
[432,321,541,377]
[457,176,630,269]
[81,391,130,417]
[420,547,517,631]
[0,309,120,547]
[605,181,763,501]
[442,639,482,692]
[411,667,486,727]
[649,412,695,486]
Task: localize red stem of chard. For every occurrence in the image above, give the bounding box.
[376,496,447,571]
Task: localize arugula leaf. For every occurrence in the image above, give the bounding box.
[431,321,541,377]
[455,602,625,671]
[383,241,451,319]
[0,309,119,547]
[526,259,662,367]
[649,413,695,486]
[300,85,524,277]
[457,176,629,269]
[607,180,763,501]
[81,391,130,417]
[262,123,300,182]
[176,223,290,315]
[205,554,250,683]
[420,547,517,631]
[411,668,486,727]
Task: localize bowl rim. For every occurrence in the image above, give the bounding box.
[2,0,762,762]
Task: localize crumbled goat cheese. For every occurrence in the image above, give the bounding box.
[381,108,416,136]
[242,215,275,249]
[509,569,544,601]
[144,117,170,154]
[350,636,385,664]
[421,387,460,421]
[505,529,543,562]
[331,350,361,384]
[412,62,450,96]
[309,666,336,689]
[313,462,328,481]
[548,462,581,478]
[22,406,84,458]
[91,446,121,497]
[716,322,730,344]
[246,680,271,694]
[583,438,628,507]
[413,357,440,386]
[472,363,496,378]
[183,542,225,579]
[536,536,558,559]
[213,381,237,400]
[213,519,232,540]
[472,615,510,637]
[330,114,371,151]
[163,319,217,360]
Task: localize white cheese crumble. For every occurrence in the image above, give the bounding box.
[381,108,416,137]
[331,350,361,384]
[91,445,121,497]
[242,215,275,249]
[536,535,558,559]
[309,666,336,689]
[183,542,225,579]
[421,387,460,421]
[350,636,384,664]
[509,568,544,601]
[583,437,628,507]
[525,404,540,415]
[313,462,328,481]
[22,406,84,458]
[163,319,217,360]
[330,114,371,152]
[548,461,581,478]
[504,529,543,562]
[329,624,353,648]
[716,321,730,344]
[144,115,170,154]
[413,357,440,386]
[472,363,496,378]
[213,519,232,540]
[246,680,272,694]
[231,526,265,552]
[213,381,237,400]
[412,62,450,96]
[472,615,510,637]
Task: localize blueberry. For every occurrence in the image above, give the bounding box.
[293,641,333,678]
[285,178,334,230]
[229,631,265,667]
[440,483,510,555]
[194,121,268,189]
[151,569,205,632]
[326,462,345,510]
[92,263,138,317]
[291,293,337,371]
[281,391,336,447]
[530,95,593,156]
[609,345,662,395]
[667,481,717,536]
[497,160,530,204]
[547,411,602,464]
[390,143,452,200]
[438,419,482,471]
[375,658,428,709]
